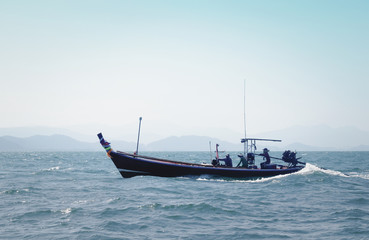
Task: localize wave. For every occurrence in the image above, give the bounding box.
[300,164,369,180]
[348,172,369,180]
[195,163,352,183]
[136,202,239,216]
[297,163,349,177]
[0,187,41,195]
[46,166,60,171]
[196,174,288,183]
[61,207,72,215]
[1,188,29,195]
[32,166,61,175]
[195,171,301,183]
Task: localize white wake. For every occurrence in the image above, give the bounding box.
[195,163,353,183]
[296,163,349,177]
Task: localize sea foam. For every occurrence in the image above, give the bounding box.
[299,163,348,177]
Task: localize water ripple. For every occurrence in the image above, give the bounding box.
[1,151,369,240]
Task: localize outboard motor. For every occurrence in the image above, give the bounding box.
[247,153,255,165]
[282,150,298,167]
[212,159,220,166]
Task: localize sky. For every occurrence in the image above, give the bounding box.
[1,0,368,142]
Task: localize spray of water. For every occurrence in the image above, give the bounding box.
[298,163,349,177]
[195,163,357,183]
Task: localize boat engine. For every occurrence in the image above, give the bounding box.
[247,153,255,165]
[212,159,220,166]
[282,150,298,167]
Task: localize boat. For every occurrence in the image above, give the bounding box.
[97,132,306,179]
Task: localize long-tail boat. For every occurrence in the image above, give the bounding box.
[98,133,305,179]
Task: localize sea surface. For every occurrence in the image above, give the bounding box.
[1,151,368,240]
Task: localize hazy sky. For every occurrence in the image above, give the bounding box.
[1,0,368,141]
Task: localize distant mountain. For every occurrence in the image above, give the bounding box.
[284,142,334,151]
[0,136,24,151]
[109,140,139,152]
[0,135,98,151]
[253,125,369,150]
[0,134,139,152]
[0,134,241,152]
[348,145,369,151]
[1,125,369,151]
[145,135,241,151]
[0,126,94,142]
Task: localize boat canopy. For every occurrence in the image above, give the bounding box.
[241,138,282,155]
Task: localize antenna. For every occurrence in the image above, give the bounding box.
[135,117,142,155]
[243,79,247,155]
[209,141,213,161]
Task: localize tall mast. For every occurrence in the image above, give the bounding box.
[135,117,142,155]
[243,79,247,155]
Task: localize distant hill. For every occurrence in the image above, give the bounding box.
[0,134,139,152]
[0,135,98,151]
[0,134,241,152]
[253,125,369,151]
[145,135,241,151]
[0,126,94,142]
[348,145,369,151]
[1,124,369,151]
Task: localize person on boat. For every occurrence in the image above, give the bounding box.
[260,148,271,168]
[211,158,220,166]
[218,154,233,167]
[236,154,248,168]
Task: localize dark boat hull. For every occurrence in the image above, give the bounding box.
[108,151,304,178]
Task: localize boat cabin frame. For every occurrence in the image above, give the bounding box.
[241,138,281,165]
[242,138,282,155]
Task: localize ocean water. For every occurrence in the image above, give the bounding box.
[0,151,368,240]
